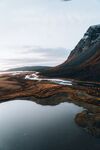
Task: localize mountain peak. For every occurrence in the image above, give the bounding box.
[67,24,100,62]
[89,24,100,29]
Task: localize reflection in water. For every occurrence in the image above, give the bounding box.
[22,95,100,138]
[0,97,100,150]
[0,100,83,150]
[75,110,100,138]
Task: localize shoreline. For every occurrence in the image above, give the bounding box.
[0,72,100,106]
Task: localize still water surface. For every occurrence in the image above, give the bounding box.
[0,100,99,150]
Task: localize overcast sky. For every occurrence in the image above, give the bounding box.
[0,0,100,70]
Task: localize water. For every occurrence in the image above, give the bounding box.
[25,72,72,85]
[0,100,99,150]
[0,71,72,85]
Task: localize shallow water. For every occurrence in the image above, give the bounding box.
[25,72,72,85]
[0,100,99,150]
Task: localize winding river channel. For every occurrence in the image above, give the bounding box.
[25,72,73,86]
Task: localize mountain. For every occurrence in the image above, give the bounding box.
[41,25,100,81]
[8,66,52,72]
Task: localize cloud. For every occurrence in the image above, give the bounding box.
[18,46,71,63]
[22,46,68,57]
[0,46,70,70]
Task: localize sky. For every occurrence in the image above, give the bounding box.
[0,0,100,70]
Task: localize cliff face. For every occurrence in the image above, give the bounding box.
[42,25,100,81]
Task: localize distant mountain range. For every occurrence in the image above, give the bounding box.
[9,25,100,82]
[41,25,100,81]
[9,66,52,72]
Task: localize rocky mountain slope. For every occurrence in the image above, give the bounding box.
[42,25,100,81]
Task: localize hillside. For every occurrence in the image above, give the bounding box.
[41,25,100,82]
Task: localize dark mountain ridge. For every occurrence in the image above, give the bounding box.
[8,66,52,72]
[41,25,100,81]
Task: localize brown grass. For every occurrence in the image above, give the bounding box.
[0,73,99,106]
